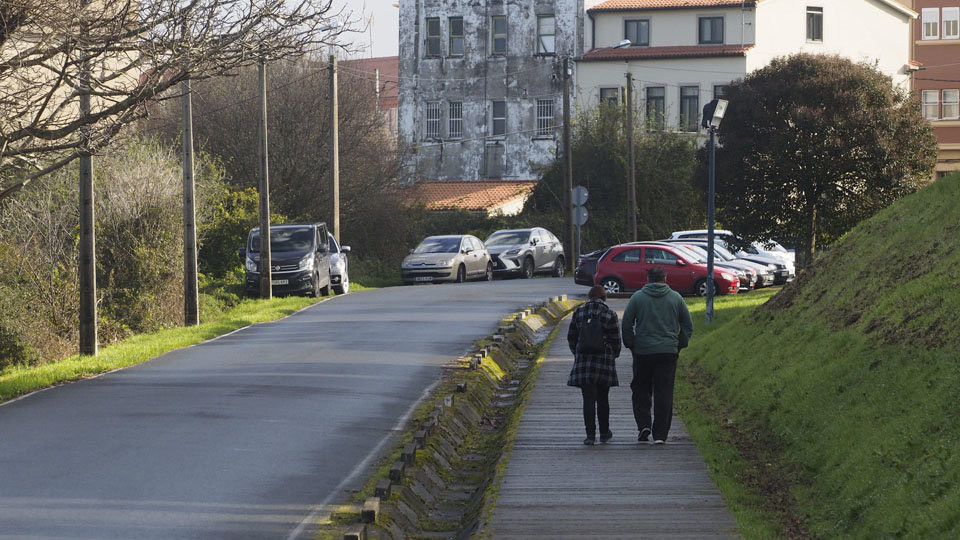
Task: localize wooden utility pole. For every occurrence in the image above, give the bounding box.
[78,54,97,356]
[329,54,340,243]
[181,75,199,325]
[562,57,574,272]
[258,58,272,299]
[626,71,637,242]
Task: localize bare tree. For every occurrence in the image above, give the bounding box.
[0,0,349,200]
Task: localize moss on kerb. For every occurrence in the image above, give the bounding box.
[314,298,578,539]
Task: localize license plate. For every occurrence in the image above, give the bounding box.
[415,276,433,282]
[271,279,289,285]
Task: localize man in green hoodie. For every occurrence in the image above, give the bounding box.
[621,266,693,444]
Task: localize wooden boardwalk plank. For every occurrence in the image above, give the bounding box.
[486,310,740,539]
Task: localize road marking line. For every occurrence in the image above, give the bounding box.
[285,377,443,540]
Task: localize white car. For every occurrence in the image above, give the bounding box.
[328,233,350,294]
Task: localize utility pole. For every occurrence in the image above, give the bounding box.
[181,75,199,325]
[625,71,637,242]
[258,58,272,299]
[78,26,97,356]
[562,57,574,273]
[329,54,340,243]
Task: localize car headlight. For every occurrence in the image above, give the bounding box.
[438,258,454,267]
[504,249,519,256]
[721,272,736,281]
[299,256,314,271]
[245,257,258,272]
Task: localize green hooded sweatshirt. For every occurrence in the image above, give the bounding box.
[621,282,693,355]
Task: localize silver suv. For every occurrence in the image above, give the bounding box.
[485,227,565,279]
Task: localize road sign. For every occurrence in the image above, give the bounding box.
[574,206,588,226]
[572,185,588,206]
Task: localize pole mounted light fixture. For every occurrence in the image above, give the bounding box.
[701,98,728,323]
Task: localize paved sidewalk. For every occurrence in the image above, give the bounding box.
[485,308,739,539]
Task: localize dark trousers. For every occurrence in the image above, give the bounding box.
[580,382,611,439]
[630,352,679,441]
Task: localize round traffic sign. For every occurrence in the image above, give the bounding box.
[574,206,588,226]
[572,185,588,206]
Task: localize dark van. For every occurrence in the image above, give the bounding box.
[239,222,332,297]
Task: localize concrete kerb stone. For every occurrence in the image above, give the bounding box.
[361,497,380,524]
[341,298,578,539]
[343,523,366,540]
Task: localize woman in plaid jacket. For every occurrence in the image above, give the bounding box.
[567,286,622,445]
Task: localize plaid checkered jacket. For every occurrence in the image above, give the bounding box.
[566,299,621,388]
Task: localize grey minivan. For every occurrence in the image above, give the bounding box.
[485,227,565,278]
[241,223,332,297]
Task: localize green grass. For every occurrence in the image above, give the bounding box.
[0,295,321,402]
[678,175,960,539]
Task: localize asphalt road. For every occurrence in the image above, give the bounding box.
[0,277,583,539]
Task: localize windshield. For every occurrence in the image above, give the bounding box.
[672,245,705,263]
[414,237,461,254]
[485,231,530,246]
[713,244,736,260]
[248,227,314,253]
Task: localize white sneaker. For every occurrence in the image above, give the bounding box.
[653,439,665,445]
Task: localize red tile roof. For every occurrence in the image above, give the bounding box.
[404,181,538,212]
[581,44,753,61]
[589,0,757,12]
[341,56,399,109]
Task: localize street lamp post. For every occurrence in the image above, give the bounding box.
[701,98,728,323]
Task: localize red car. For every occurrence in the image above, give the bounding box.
[593,242,740,296]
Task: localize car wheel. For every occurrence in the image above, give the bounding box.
[553,256,565,278]
[455,265,466,283]
[306,270,321,297]
[334,271,349,295]
[521,256,534,279]
[600,277,623,295]
[485,262,494,282]
[694,278,718,296]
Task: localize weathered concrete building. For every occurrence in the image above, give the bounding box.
[398,0,584,181]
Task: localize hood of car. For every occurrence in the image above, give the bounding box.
[403,253,459,266]
[249,250,311,264]
[486,244,525,256]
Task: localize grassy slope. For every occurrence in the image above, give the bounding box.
[682,175,960,538]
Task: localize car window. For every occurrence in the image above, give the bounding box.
[248,227,314,253]
[611,248,642,263]
[328,234,340,253]
[414,237,461,254]
[644,248,679,265]
[467,237,480,251]
[530,230,542,244]
[485,231,530,246]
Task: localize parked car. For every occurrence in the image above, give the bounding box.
[660,239,775,288]
[401,235,492,284]
[241,222,332,297]
[484,227,565,278]
[669,229,794,284]
[672,243,756,291]
[328,233,351,294]
[575,248,608,286]
[593,242,739,296]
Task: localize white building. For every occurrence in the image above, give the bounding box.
[576,0,917,133]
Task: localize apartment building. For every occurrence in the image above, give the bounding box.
[915,1,960,176]
[397,0,583,181]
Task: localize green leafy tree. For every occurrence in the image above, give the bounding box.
[715,53,937,267]
[526,105,703,252]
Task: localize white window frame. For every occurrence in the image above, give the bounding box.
[491,16,507,55]
[922,8,940,40]
[537,15,556,55]
[448,101,463,139]
[698,16,724,45]
[425,101,442,138]
[806,6,823,42]
[944,7,959,40]
[449,17,464,57]
[922,90,940,120]
[943,89,959,120]
[679,85,700,132]
[536,99,554,137]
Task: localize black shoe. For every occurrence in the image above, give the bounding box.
[583,437,596,445]
[600,430,613,443]
[638,428,651,442]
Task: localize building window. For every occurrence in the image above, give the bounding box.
[922,8,940,40]
[600,87,620,106]
[536,99,554,136]
[714,85,728,99]
[624,19,649,46]
[492,100,506,136]
[944,89,959,119]
[425,101,442,138]
[448,102,463,139]
[449,17,464,56]
[944,8,960,40]
[492,16,507,55]
[806,7,823,42]
[645,86,665,131]
[922,90,940,120]
[425,17,441,56]
[698,17,723,45]
[537,15,556,54]
[680,86,700,131]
